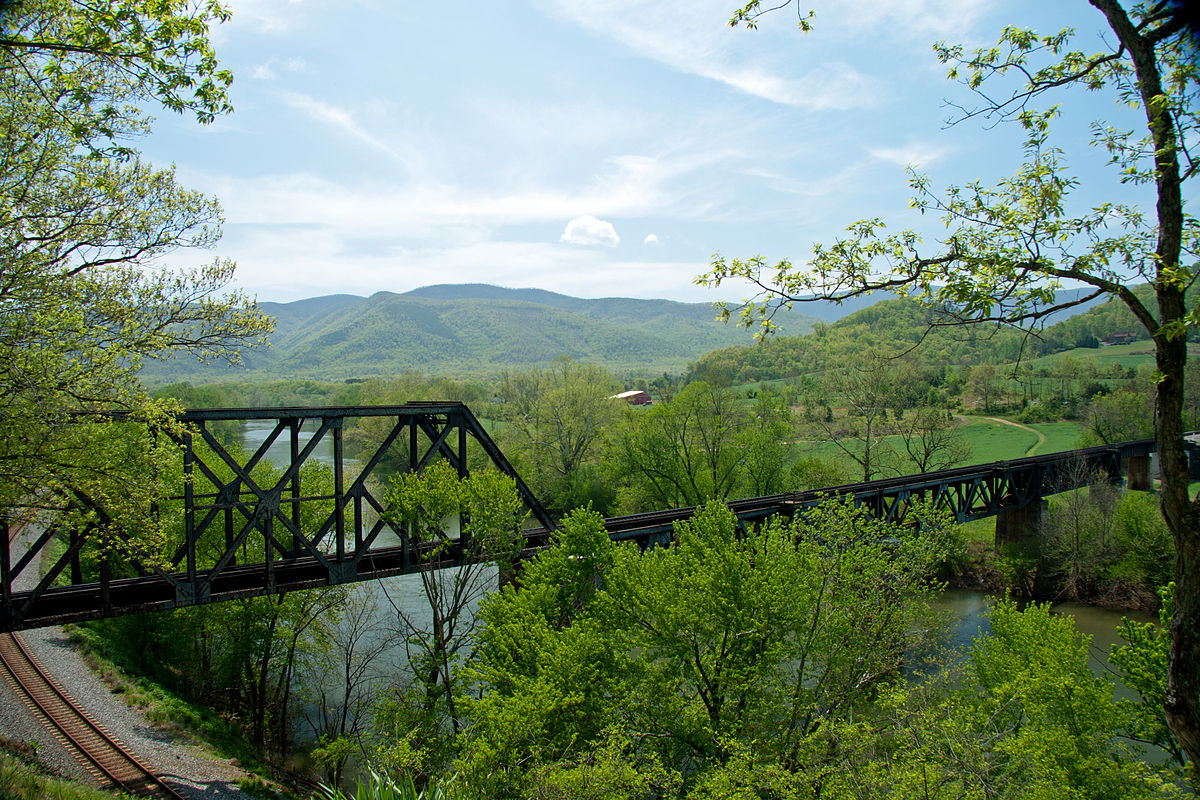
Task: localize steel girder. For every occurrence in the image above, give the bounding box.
[579,440,1153,551]
[1,403,553,631]
[0,409,1174,632]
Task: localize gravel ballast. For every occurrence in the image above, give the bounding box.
[4,523,258,799]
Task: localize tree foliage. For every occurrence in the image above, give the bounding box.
[0,0,269,536]
[495,358,623,513]
[610,382,796,512]
[703,0,1200,773]
[459,499,959,797]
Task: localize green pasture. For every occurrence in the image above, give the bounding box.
[1022,339,1200,372]
[959,417,1083,461]
[791,416,1083,481]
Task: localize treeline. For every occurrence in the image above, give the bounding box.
[154,353,1174,519]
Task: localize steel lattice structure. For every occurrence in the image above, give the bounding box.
[0,402,1173,631]
[1,403,553,631]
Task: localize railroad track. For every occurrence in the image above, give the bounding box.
[0,625,186,799]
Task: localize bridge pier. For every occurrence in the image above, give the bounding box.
[994,500,1046,549]
[1123,453,1152,491]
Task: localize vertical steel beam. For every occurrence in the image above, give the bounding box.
[184,429,197,586]
[458,420,468,479]
[334,418,345,564]
[69,528,82,585]
[1,520,10,606]
[290,418,302,553]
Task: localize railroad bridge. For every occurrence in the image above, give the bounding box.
[0,402,1175,631]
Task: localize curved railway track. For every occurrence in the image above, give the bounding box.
[0,567,186,800]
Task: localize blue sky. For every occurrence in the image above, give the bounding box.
[142,0,1154,304]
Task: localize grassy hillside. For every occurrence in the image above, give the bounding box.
[140,285,819,385]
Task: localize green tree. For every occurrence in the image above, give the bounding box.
[846,599,1181,799]
[459,499,958,797]
[0,0,268,543]
[965,363,1003,414]
[611,382,749,510]
[703,1,1200,770]
[736,387,795,495]
[806,354,900,482]
[381,462,528,743]
[895,405,970,474]
[496,358,623,513]
[1112,583,1188,772]
[1080,384,1156,445]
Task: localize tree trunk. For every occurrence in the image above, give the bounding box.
[1155,313,1200,779]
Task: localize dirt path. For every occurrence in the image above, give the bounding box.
[987,416,1047,456]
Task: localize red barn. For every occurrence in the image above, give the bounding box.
[611,390,651,405]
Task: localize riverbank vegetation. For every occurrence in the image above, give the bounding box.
[65,463,1188,798]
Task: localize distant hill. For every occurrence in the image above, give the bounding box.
[139,284,822,384]
[684,286,1132,387]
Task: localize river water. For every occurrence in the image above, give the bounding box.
[932,589,1152,683]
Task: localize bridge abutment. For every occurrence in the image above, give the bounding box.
[1123,453,1152,491]
[994,500,1047,549]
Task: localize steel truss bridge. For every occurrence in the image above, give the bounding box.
[0,402,1168,631]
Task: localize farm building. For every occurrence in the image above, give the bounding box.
[610,389,651,405]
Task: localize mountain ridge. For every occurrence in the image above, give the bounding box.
[142,284,821,384]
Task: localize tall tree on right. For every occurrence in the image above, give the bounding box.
[704,0,1200,776]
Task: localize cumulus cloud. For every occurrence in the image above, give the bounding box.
[560,215,621,247]
[644,233,659,245]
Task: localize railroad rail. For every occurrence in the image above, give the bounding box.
[0,630,186,799]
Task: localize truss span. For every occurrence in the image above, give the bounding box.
[0,402,1176,631]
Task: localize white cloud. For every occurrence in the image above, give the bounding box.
[224,0,308,33]
[644,233,659,245]
[205,227,725,303]
[826,0,992,39]
[279,92,426,176]
[189,150,697,235]
[251,57,309,80]
[868,141,951,168]
[536,0,878,109]
[561,215,621,247]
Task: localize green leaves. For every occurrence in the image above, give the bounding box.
[0,0,268,544]
[460,497,953,795]
[0,0,234,137]
[383,461,528,563]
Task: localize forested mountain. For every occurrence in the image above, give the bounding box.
[139,284,819,384]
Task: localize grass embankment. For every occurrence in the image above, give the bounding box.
[0,742,122,800]
[66,625,298,799]
[794,416,1083,479]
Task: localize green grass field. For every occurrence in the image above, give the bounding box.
[1023,339,1200,372]
[791,416,1083,480]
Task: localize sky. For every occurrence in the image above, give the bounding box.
[141,0,1156,305]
